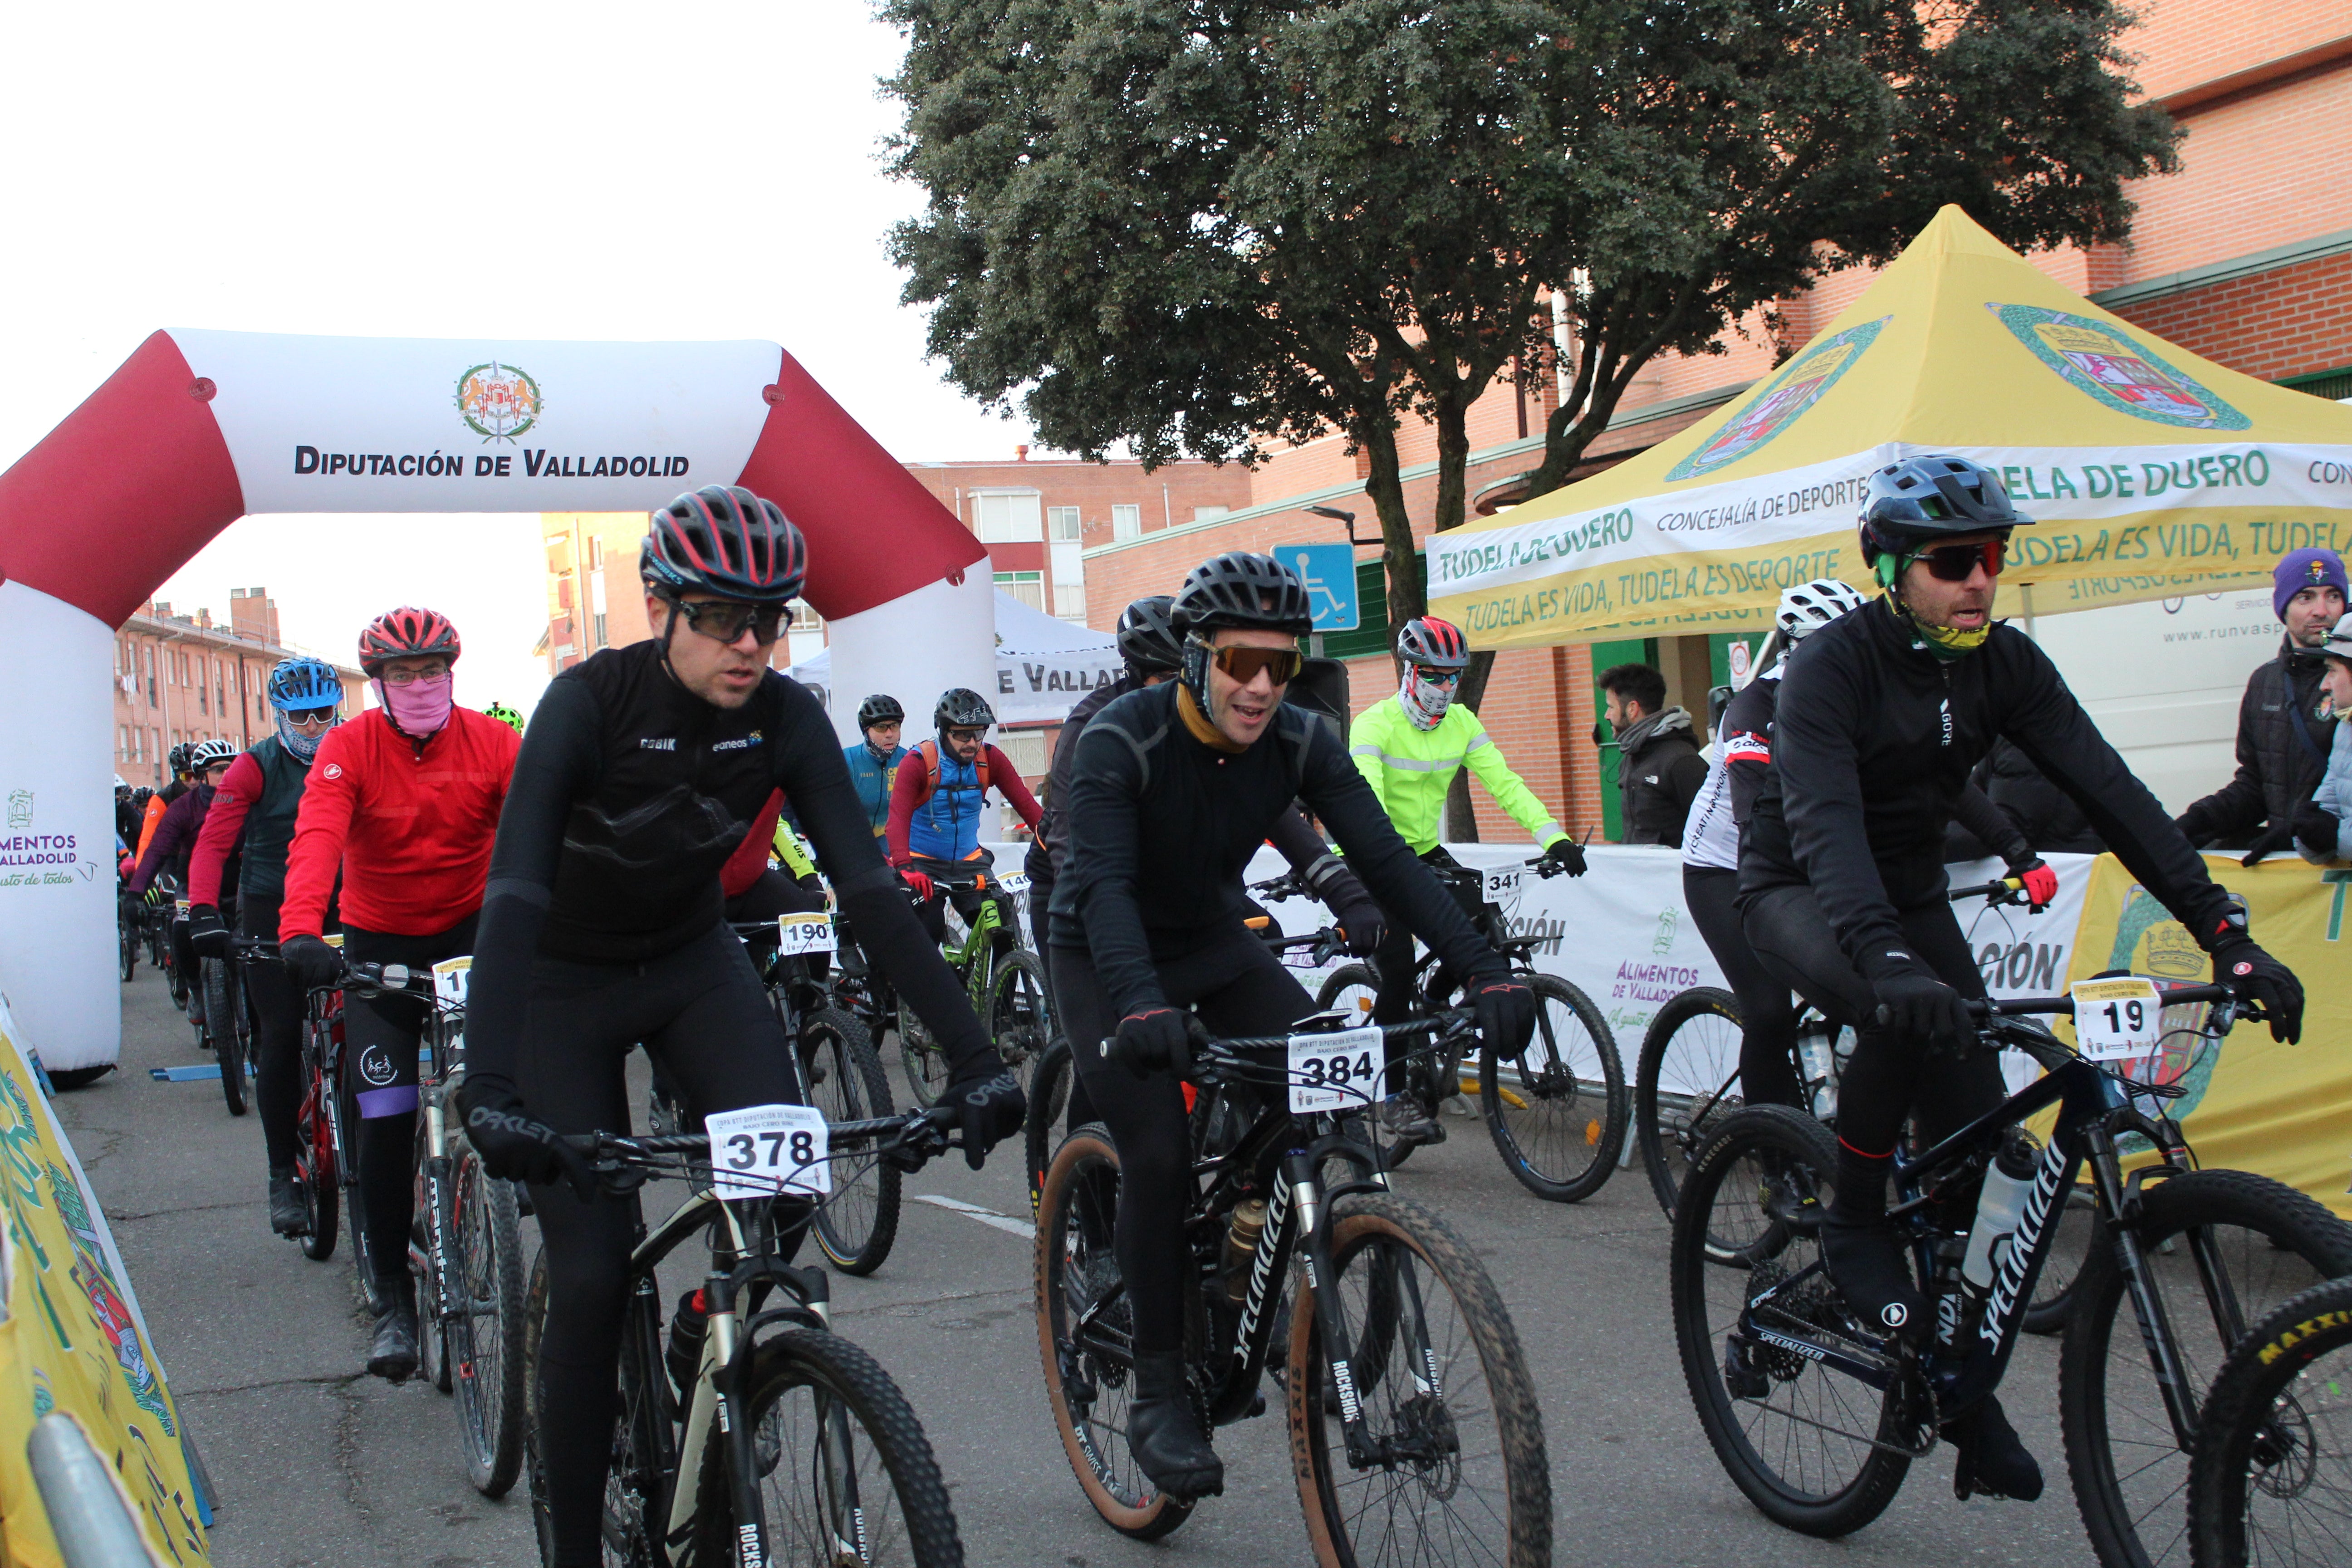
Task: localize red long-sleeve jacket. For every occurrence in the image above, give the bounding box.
[885,744,1042,865]
[279,708,520,939]
[188,752,262,907]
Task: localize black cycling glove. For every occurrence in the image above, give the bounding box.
[1470,977,1536,1060]
[1108,1006,1209,1079]
[457,1074,598,1198]
[2238,823,2299,867]
[1300,855,1384,957]
[1869,964,1973,1050]
[280,933,343,992]
[2210,934,2304,1044]
[944,1068,1026,1171]
[187,905,230,959]
[1543,838,1588,877]
[2293,801,2341,858]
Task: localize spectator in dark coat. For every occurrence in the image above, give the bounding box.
[1945,736,2106,860]
[1598,662,1709,847]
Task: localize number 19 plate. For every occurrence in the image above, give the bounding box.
[1288,1026,1386,1113]
[2071,976,2163,1060]
[705,1103,831,1197]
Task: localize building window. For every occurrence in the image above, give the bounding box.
[1051,582,1087,621]
[1192,505,1229,523]
[589,535,604,569]
[594,613,608,648]
[994,571,1046,612]
[1112,504,1142,542]
[1048,505,1082,541]
[975,491,1044,543]
[789,602,823,632]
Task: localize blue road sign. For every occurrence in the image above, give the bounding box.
[1276,542,1361,632]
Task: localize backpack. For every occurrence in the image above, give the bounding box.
[909,738,991,807]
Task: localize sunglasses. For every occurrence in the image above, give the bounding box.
[1916,539,2005,582]
[1412,666,1462,686]
[669,598,788,645]
[943,727,988,745]
[1210,645,1304,686]
[284,707,338,728]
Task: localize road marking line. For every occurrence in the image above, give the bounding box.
[914,1194,1035,1240]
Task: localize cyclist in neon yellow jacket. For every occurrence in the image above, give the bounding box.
[1348,616,1586,1141]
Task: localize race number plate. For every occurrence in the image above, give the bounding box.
[2072,977,2163,1060]
[1288,1026,1386,1114]
[1483,866,1523,901]
[776,913,837,956]
[705,1103,831,1198]
[431,956,471,1006]
[996,871,1031,895]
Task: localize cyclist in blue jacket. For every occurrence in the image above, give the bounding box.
[844,693,909,838]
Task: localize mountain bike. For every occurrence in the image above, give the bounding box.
[519,1106,970,1568]
[896,853,1053,1111]
[1671,977,2352,1568]
[731,916,901,1277]
[287,935,357,1264]
[118,895,137,982]
[1635,874,2091,1333]
[1034,1005,1552,1564]
[1304,855,1624,1201]
[199,942,253,1117]
[2185,1273,2352,1567]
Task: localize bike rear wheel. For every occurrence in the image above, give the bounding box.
[298,1040,339,1261]
[1671,1105,1913,1536]
[2059,1168,2352,1568]
[1289,1191,1552,1568]
[1480,974,1624,1203]
[206,959,248,1116]
[897,996,950,1109]
[120,918,136,982]
[806,1008,902,1276]
[689,1328,966,1568]
[2186,1275,2352,1568]
[1635,985,1744,1219]
[451,1154,526,1497]
[1034,1124,1195,1540]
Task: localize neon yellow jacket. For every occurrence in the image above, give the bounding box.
[1348,696,1567,856]
[772,820,817,881]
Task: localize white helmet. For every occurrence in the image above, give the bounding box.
[1777,579,1870,642]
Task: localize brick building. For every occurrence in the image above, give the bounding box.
[1082,0,2352,843]
[112,588,367,789]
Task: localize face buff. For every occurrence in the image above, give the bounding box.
[1399,668,1454,730]
[374,673,455,739]
[1877,555,1989,663]
[276,710,333,761]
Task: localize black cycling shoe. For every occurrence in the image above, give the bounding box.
[1378,1095,1444,1147]
[1821,1213,1925,1340]
[1947,1394,2044,1501]
[367,1279,420,1382]
[267,1167,305,1235]
[1128,1352,1224,1499]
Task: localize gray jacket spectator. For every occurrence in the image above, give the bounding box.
[1599,662,1709,848]
[2299,629,2352,864]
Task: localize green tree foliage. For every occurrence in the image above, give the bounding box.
[883,0,2176,641]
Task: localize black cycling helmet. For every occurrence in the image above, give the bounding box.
[1857,454,2031,566]
[934,688,995,730]
[1169,552,1313,638]
[641,486,808,604]
[857,693,906,730]
[1116,595,1183,673]
[167,741,195,778]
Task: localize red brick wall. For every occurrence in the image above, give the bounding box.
[2111,251,2352,382]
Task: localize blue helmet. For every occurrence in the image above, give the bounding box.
[268,656,342,713]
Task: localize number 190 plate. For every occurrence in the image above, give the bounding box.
[704,1103,831,1197]
[1288,1025,1386,1113]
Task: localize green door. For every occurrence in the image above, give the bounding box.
[1588,638,1656,843]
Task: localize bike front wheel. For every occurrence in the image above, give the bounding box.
[806,1008,902,1276]
[1289,1191,1552,1568]
[2059,1168,2352,1568]
[1024,1036,1073,1221]
[2186,1275,2352,1568]
[206,959,248,1117]
[1479,974,1624,1203]
[1635,985,1744,1219]
[688,1328,966,1568]
[451,1154,526,1496]
[987,950,1054,1098]
[897,996,949,1109]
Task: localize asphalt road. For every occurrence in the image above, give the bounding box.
[69,960,2104,1568]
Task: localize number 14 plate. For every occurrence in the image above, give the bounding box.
[1288,1026,1386,1113]
[705,1103,831,1197]
[2071,976,2163,1059]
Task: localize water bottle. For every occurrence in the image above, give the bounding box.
[1223,1198,1269,1304]
[1962,1132,2041,1296]
[1797,1028,1838,1119]
[665,1287,708,1397]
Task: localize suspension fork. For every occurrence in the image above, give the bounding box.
[2086,1122,2201,1448]
[1282,1149,1421,1471]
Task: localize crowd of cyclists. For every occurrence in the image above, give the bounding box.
[110,456,2331,1566]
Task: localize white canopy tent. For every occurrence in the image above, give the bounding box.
[789,590,1121,725]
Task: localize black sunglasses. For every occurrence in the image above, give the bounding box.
[1917,539,2005,583]
[668,597,788,645]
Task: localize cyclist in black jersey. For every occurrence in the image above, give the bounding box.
[458,486,1026,1568]
[1735,454,2305,1502]
[1049,550,1534,1500]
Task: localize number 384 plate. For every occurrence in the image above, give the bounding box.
[704,1103,831,1198]
[1288,1025,1387,1114]
[2070,976,2163,1060]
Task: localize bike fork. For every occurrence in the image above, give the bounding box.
[2090,1127,2201,1448]
[1283,1152,1379,1470]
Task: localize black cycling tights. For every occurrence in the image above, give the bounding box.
[1057,926,1312,1359]
[343,918,477,1293]
[520,922,808,1568]
[1682,867,1803,1111]
[1739,882,2004,1160]
[239,896,304,1171]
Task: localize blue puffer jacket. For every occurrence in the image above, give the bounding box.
[2299,718,2352,864]
[843,741,908,839]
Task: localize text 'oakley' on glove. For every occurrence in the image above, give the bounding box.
[945,1069,1027,1171]
[456,1074,598,1198]
[1107,1006,1209,1080]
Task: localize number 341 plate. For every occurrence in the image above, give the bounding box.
[1288,1026,1387,1113]
[2071,976,2163,1060]
[704,1103,831,1197]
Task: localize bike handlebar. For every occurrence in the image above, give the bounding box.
[1965,981,2235,1019]
[557,1103,961,1193]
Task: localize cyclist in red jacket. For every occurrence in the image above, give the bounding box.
[276,608,521,1382]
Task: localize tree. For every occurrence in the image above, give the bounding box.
[882,0,2176,650]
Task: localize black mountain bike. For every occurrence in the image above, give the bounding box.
[1671,979,2352,1568]
[198,943,253,1117]
[1034,1004,1552,1565]
[520,1107,969,1568]
[2184,1273,2352,1567]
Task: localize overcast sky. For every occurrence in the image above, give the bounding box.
[0,0,1034,712]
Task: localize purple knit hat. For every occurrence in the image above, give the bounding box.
[2274,547,2347,621]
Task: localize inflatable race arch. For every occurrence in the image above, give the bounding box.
[0,330,996,1070]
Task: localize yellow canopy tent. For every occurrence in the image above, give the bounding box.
[1430,205,2352,647]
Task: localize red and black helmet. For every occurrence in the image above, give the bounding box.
[641,486,808,604]
[1396,616,1470,671]
[358,607,461,675]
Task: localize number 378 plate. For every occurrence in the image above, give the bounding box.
[704,1103,831,1198]
[1288,1026,1387,1114]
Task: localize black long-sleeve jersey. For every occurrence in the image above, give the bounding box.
[1049,681,1503,1017]
[1740,598,2237,980]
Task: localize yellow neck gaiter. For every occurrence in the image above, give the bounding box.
[1178,684,1247,753]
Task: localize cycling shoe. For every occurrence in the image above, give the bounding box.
[1129,1352,1224,1499]
[1377,1095,1443,1147]
[1820,1213,1924,1340]
[268,1167,305,1235]
[1947,1394,2044,1501]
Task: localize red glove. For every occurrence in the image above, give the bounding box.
[2014,858,2058,911]
[899,866,934,902]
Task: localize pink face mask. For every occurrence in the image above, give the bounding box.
[374,673,454,738]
